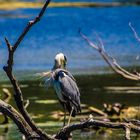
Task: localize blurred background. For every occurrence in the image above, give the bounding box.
[0,0,140,140]
[0,0,140,77]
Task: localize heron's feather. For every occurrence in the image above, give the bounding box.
[35,71,52,79]
[54,68,76,81]
[44,77,53,90]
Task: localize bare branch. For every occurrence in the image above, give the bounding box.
[127,119,140,126]
[80,31,140,81]
[13,0,51,51]
[0,99,35,139]
[2,88,11,103]
[24,100,30,109]
[55,119,140,140]
[3,0,52,139]
[125,126,131,140]
[129,22,140,43]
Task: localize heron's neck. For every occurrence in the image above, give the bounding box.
[52,65,66,71]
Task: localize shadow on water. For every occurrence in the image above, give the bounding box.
[0,73,140,139]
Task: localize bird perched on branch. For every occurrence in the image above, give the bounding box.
[39,53,81,126]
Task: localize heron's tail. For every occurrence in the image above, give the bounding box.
[66,101,81,117]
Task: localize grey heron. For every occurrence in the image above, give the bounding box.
[41,53,81,126]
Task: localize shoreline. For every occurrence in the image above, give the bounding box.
[0,1,139,10]
[0,69,134,82]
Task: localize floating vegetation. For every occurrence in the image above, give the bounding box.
[104,86,140,94]
[0,84,28,88]
[35,99,58,104]
[50,110,64,120]
[37,121,62,127]
[31,113,45,119]
[121,107,140,119]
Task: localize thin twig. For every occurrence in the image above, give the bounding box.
[125,126,131,140]
[0,99,35,139]
[129,22,140,43]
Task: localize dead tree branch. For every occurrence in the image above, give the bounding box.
[2,88,11,103]
[0,88,12,124]
[55,118,140,140]
[0,99,35,139]
[80,31,140,81]
[129,22,140,43]
[3,0,52,139]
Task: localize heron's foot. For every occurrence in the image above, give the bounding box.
[62,124,71,131]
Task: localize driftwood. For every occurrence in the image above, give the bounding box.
[1,0,140,140]
[55,117,140,140]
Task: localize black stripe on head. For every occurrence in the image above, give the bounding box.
[64,55,67,63]
[64,55,67,68]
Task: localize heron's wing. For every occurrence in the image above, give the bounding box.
[58,71,80,106]
[64,70,76,82]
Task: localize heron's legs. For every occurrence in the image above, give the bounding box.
[63,104,66,126]
[67,107,74,126]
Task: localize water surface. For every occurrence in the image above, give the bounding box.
[0,2,140,140]
[0,5,140,74]
[0,74,140,139]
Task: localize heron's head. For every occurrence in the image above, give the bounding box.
[53,53,67,70]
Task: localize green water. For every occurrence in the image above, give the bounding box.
[0,74,140,139]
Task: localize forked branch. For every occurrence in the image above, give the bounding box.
[3,0,52,139]
[80,31,140,81]
[0,99,35,139]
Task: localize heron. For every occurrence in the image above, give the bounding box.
[40,53,81,126]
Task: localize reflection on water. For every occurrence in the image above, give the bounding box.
[0,74,140,139]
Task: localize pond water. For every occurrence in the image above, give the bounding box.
[0,3,140,74]
[0,1,140,140]
[0,74,140,139]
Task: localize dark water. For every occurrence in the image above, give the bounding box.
[0,2,140,140]
[0,74,140,139]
